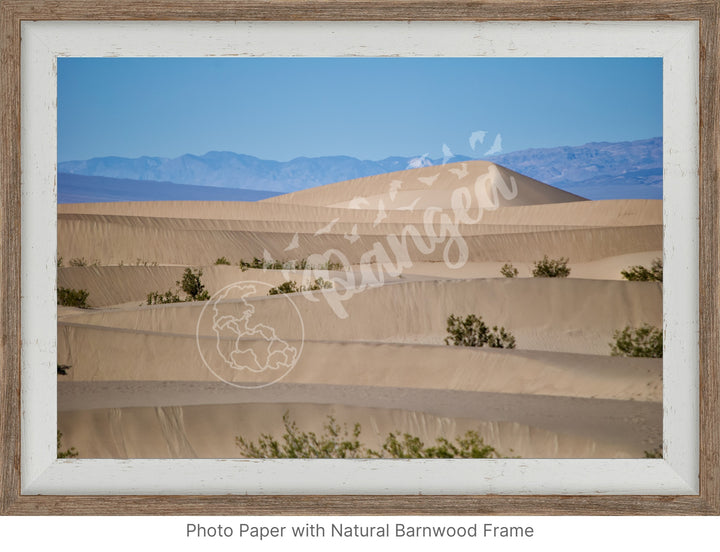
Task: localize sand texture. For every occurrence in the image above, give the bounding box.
[57,160,663,459]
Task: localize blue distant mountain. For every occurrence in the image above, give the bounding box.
[58,153,409,194]
[486,137,662,200]
[58,173,280,204]
[58,137,662,201]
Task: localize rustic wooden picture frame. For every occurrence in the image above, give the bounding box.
[1,0,718,515]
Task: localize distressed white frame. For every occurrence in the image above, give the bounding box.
[21,20,698,495]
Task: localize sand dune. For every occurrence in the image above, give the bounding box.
[59,197,660,227]
[57,251,662,310]
[58,252,662,311]
[266,160,587,208]
[59,278,662,355]
[56,161,663,460]
[57,265,362,308]
[402,251,663,281]
[58,327,661,401]
[58,399,660,459]
[57,214,660,266]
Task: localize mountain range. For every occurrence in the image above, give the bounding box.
[58,137,662,202]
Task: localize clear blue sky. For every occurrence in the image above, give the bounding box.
[57,57,662,163]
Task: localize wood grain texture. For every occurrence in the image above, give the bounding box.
[1,0,719,516]
[698,0,720,516]
[3,493,720,516]
[0,0,718,21]
[0,0,23,517]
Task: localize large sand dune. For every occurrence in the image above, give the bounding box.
[57,161,663,459]
[266,160,587,208]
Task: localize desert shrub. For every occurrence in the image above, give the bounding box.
[610,324,663,358]
[238,257,344,272]
[57,256,63,268]
[235,412,502,459]
[268,281,299,295]
[532,255,570,277]
[239,257,285,271]
[621,258,663,282]
[380,430,499,459]
[68,257,88,267]
[268,278,333,296]
[485,326,517,349]
[57,430,79,459]
[316,260,344,271]
[147,290,182,305]
[303,277,333,291]
[57,364,71,376]
[500,263,518,278]
[444,314,516,349]
[134,258,158,267]
[57,287,90,308]
[147,268,210,304]
[214,256,231,265]
[236,412,367,459]
[178,268,210,301]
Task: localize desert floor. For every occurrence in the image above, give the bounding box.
[57,160,662,459]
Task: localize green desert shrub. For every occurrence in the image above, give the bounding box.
[178,267,210,301]
[500,262,518,278]
[239,257,344,272]
[146,290,182,305]
[621,258,663,282]
[68,257,102,267]
[57,430,79,459]
[235,412,502,459]
[316,260,344,271]
[268,281,299,295]
[214,256,231,265]
[610,324,663,358]
[238,257,284,271]
[267,278,333,296]
[303,277,333,291]
[532,255,570,278]
[147,268,210,304]
[444,314,516,349]
[380,430,499,459]
[236,412,367,459]
[57,256,63,268]
[57,287,90,308]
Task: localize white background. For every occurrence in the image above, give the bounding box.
[1,516,720,550]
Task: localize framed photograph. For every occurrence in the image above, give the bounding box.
[1,1,718,515]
